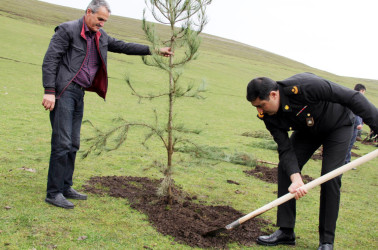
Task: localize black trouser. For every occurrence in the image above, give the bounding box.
[276,125,353,244]
[47,83,85,196]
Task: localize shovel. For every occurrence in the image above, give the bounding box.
[204,149,378,237]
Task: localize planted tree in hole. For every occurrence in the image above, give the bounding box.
[83,0,212,204]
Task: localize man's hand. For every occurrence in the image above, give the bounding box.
[158,47,174,57]
[42,94,56,111]
[289,173,308,200]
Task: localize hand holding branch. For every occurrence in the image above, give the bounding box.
[157,47,174,57]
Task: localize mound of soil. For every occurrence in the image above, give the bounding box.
[311,152,323,161]
[351,152,361,157]
[244,165,314,184]
[361,140,375,146]
[83,176,272,249]
[312,146,361,160]
[226,180,240,185]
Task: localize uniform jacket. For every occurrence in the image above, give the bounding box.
[42,17,151,99]
[259,72,378,176]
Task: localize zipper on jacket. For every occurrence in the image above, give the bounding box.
[57,21,89,99]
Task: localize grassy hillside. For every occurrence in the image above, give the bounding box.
[0,0,377,249]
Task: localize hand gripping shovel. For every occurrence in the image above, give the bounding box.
[204,149,378,237]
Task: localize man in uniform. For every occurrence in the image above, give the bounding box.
[245,72,378,250]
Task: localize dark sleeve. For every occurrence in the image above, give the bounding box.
[107,36,151,55]
[304,74,378,133]
[42,25,70,95]
[265,120,300,177]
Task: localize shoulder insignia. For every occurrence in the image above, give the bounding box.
[283,85,301,95]
[291,86,299,94]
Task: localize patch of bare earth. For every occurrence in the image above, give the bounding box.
[312,145,365,160]
[244,165,314,184]
[83,176,271,249]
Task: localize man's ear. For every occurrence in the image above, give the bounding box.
[270,90,278,100]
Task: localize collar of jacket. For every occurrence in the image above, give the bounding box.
[278,84,293,112]
[81,16,102,41]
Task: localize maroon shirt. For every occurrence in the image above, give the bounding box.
[73,22,101,88]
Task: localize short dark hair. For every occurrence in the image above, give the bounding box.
[354,83,366,92]
[246,77,278,102]
[87,0,111,14]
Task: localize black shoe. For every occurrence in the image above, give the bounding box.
[318,243,333,250]
[45,193,74,209]
[257,229,296,246]
[63,187,87,200]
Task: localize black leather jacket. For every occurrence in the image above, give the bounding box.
[42,17,150,99]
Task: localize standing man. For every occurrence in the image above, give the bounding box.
[345,84,366,165]
[42,0,172,209]
[246,72,378,250]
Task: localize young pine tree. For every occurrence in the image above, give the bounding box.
[83,0,212,205]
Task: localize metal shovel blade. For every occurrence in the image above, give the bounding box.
[203,220,241,237]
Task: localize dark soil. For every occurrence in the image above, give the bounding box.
[83,176,272,249]
[311,152,323,161]
[226,180,240,185]
[244,165,314,184]
[361,140,375,146]
[309,145,363,160]
[311,147,323,161]
[351,152,361,157]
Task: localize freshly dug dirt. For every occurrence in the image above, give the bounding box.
[83,176,272,249]
[311,146,324,161]
[226,180,240,185]
[361,140,374,146]
[311,152,323,161]
[351,152,361,157]
[244,165,314,184]
[312,146,361,160]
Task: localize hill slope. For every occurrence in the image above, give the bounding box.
[0,0,377,249]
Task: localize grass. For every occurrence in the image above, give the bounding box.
[0,0,377,249]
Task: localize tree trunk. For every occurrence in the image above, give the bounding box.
[166,35,175,205]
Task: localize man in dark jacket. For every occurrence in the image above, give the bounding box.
[42,0,172,209]
[246,72,378,250]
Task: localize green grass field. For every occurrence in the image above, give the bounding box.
[0,0,377,249]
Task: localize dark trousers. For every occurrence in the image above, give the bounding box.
[345,126,358,164]
[47,83,84,196]
[276,125,353,244]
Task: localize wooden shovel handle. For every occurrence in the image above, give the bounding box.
[233,149,378,227]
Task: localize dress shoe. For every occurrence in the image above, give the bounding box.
[257,229,295,246]
[318,243,333,250]
[63,187,87,200]
[45,193,74,209]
